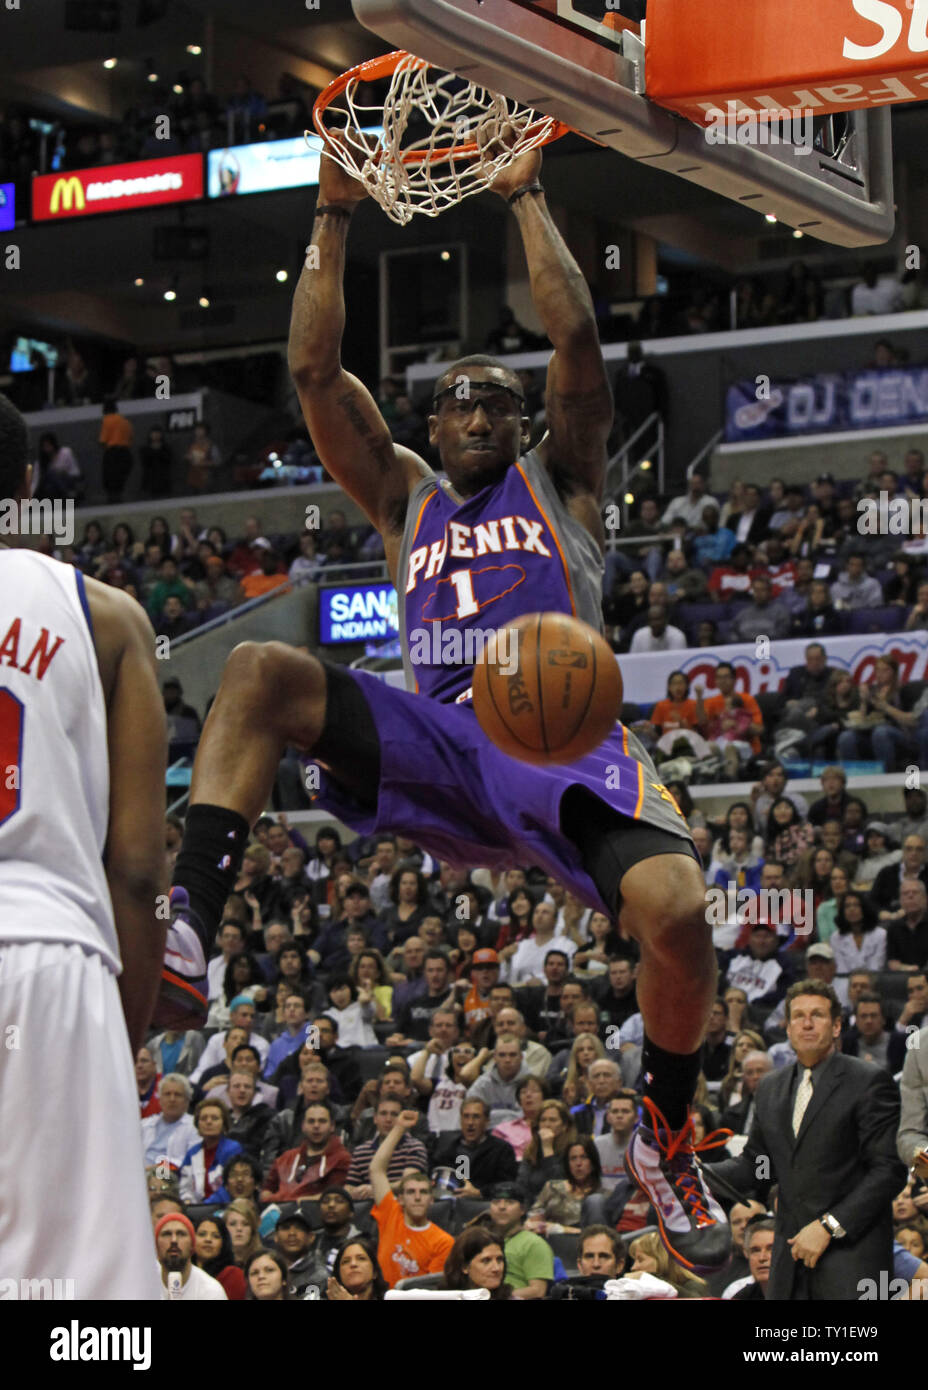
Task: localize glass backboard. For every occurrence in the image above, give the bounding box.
[351,0,895,246]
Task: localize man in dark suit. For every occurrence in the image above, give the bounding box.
[871,835,928,917]
[732,1216,776,1301]
[430,1097,518,1196]
[724,483,773,547]
[709,979,905,1300]
[888,971,928,1073]
[591,957,639,1030]
[571,1058,623,1136]
[719,1050,772,1135]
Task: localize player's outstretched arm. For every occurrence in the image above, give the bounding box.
[288,148,431,540]
[85,579,169,1056]
[489,147,613,518]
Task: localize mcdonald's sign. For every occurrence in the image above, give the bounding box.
[32,154,203,222]
[49,177,85,214]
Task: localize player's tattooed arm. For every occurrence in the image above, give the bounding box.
[336,386,398,476]
[551,385,615,449]
[508,192,612,500]
[288,215,430,535]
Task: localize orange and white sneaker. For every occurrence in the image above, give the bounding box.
[625,1097,732,1274]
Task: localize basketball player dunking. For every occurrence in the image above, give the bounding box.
[0,395,201,1297]
[169,143,729,1272]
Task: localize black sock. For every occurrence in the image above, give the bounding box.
[641,1035,702,1132]
[172,804,251,952]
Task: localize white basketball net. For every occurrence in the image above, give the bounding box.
[313,53,562,225]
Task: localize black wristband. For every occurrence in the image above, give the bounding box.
[314,204,353,219]
[508,182,544,206]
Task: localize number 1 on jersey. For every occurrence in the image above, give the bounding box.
[449,569,479,619]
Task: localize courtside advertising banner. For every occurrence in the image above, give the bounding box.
[365,631,928,706]
[208,129,382,198]
[32,154,204,222]
[646,0,928,123]
[618,632,928,706]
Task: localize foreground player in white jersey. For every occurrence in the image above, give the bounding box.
[0,393,174,1299]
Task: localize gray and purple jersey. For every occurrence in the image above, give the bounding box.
[311,450,695,916]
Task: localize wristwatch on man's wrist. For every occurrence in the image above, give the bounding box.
[820,1213,846,1238]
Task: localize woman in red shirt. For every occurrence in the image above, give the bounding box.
[492,888,538,953]
[194,1217,247,1300]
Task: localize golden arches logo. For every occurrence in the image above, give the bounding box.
[49,177,85,214]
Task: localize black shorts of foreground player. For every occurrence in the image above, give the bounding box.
[170,136,727,1274]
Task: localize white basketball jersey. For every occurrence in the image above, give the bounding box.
[0,550,120,971]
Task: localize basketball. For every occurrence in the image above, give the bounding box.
[471,613,622,765]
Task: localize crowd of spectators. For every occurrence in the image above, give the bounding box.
[626,648,928,781]
[5,77,927,358]
[7,338,283,420]
[656,261,928,341]
[142,804,928,1299]
[35,505,381,650]
[0,72,311,190]
[605,445,928,772]
[33,428,928,780]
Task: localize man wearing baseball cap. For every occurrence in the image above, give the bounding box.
[301,1188,362,1294]
[463,949,500,1027]
[156,1213,227,1300]
[313,881,386,972]
[722,922,788,1009]
[274,1210,318,1298]
[802,940,847,1010]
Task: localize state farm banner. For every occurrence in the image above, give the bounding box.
[646,0,928,123]
[620,632,928,707]
[32,154,203,222]
[725,366,928,442]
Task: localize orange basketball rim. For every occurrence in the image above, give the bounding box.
[312,49,571,166]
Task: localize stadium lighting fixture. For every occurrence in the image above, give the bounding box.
[276,269,288,282]
[147,72,158,83]
[793,229,804,239]
[198,294,210,308]
[186,44,202,55]
[624,492,634,505]
[103,58,117,69]
[134,276,144,287]
[640,459,651,471]
[764,213,777,224]
[164,287,177,302]
[440,250,451,261]
[172,84,183,95]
